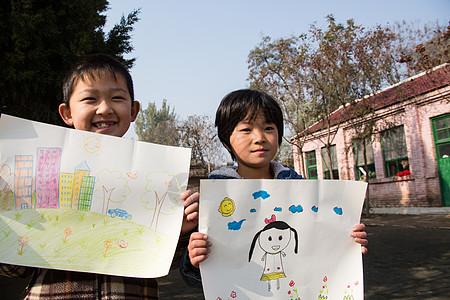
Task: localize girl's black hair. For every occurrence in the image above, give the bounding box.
[248,220,298,262]
[215,89,284,160]
[62,54,134,107]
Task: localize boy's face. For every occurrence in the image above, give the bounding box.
[229,111,278,171]
[59,72,139,137]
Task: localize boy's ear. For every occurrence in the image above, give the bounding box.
[59,103,74,126]
[130,101,140,122]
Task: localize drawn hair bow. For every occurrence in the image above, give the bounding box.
[265,214,276,224]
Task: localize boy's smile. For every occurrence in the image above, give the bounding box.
[229,112,279,178]
[59,72,139,137]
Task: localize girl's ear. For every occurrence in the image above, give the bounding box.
[130,101,140,122]
[59,103,74,126]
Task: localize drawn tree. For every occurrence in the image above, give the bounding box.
[140,172,182,232]
[0,164,14,210]
[93,170,131,215]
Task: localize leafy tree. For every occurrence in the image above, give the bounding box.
[178,115,223,173]
[249,16,399,179]
[134,100,179,146]
[0,0,140,125]
[394,20,449,77]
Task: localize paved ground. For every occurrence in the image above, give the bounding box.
[2,213,450,299]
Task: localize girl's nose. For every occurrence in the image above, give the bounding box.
[253,129,265,143]
[96,99,113,115]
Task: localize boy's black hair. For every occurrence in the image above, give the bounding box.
[62,54,134,107]
[215,89,284,160]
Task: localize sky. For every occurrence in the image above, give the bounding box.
[103,0,450,139]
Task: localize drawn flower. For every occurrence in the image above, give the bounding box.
[288,290,291,295]
[230,291,237,298]
[216,298,222,300]
[323,276,327,282]
[289,280,295,287]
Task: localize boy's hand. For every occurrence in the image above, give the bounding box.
[351,223,368,254]
[180,190,199,235]
[188,232,212,269]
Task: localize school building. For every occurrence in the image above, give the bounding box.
[292,64,450,210]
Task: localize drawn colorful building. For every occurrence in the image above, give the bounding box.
[78,176,95,211]
[35,148,62,208]
[70,161,95,211]
[59,173,74,209]
[14,155,33,209]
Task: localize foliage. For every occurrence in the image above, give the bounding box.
[134,100,179,146]
[248,15,401,179]
[0,0,140,125]
[394,20,449,77]
[178,115,223,173]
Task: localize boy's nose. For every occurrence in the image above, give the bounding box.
[96,99,114,114]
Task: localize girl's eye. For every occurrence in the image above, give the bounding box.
[278,235,283,241]
[268,236,272,241]
[240,127,251,132]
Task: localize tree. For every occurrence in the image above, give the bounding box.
[394,20,449,77]
[178,115,223,173]
[249,16,400,179]
[0,1,140,125]
[134,100,179,146]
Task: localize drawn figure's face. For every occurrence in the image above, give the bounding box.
[258,228,291,254]
[218,197,235,217]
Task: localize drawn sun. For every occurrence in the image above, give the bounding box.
[79,134,104,157]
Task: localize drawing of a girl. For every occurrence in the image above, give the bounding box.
[248,215,298,292]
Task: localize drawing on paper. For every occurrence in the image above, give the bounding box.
[218,197,235,217]
[0,114,191,278]
[248,214,298,292]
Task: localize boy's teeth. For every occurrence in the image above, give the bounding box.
[97,123,110,128]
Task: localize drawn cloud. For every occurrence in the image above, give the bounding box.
[289,205,303,213]
[252,190,270,200]
[227,219,246,230]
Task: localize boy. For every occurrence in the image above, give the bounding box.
[0,54,199,299]
[179,89,367,287]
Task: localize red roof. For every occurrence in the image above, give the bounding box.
[305,64,450,134]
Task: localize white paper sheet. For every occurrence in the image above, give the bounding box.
[0,114,191,277]
[199,179,367,300]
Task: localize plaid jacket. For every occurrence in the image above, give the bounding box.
[0,233,189,299]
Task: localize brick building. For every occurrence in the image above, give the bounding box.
[292,64,450,209]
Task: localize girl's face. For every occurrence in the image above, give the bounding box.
[229,111,279,175]
[258,228,291,254]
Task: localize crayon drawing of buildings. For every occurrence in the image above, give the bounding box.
[14,155,33,209]
[71,161,91,210]
[35,148,62,208]
[59,173,74,209]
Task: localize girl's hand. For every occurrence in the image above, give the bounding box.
[351,223,368,254]
[181,190,199,235]
[188,232,212,268]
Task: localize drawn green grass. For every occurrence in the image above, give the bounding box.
[0,208,174,277]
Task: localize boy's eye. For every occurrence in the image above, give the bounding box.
[81,97,96,101]
[265,126,275,131]
[112,96,127,101]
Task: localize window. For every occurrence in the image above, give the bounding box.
[354,138,376,180]
[305,150,318,179]
[381,126,409,177]
[321,145,339,179]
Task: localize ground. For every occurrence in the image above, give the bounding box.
[2,214,450,299]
